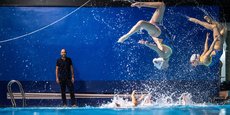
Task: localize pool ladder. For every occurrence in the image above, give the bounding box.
[7,80,26,107]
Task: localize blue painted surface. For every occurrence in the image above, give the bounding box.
[0,6,221,106]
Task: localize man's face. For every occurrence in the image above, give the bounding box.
[60,49,67,58]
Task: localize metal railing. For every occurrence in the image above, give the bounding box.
[7,80,26,107]
[6,93,146,99]
[8,93,117,99]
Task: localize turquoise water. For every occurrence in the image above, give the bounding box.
[1,105,230,115]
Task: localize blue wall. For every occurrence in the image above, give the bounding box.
[0,6,220,106]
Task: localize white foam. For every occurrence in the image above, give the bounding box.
[100,92,196,108]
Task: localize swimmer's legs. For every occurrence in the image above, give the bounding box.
[118,2,165,43]
[130,2,165,23]
[118,20,161,43]
[148,2,165,24]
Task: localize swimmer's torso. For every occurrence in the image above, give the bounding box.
[200,55,212,66]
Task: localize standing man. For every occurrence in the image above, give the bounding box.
[56,49,76,107]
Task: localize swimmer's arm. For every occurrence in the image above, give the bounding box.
[138,39,156,50]
[188,17,213,30]
[144,42,157,50]
[202,33,210,55]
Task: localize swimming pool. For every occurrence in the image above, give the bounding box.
[0,105,230,115]
[0,1,223,106]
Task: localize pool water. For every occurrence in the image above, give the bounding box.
[1,105,230,115]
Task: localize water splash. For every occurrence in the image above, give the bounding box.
[101,95,134,108]
[92,9,115,30]
[177,92,194,105]
[101,92,195,108]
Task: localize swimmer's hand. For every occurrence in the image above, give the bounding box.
[138,39,148,45]
[188,17,199,24]
[131,2,142,8]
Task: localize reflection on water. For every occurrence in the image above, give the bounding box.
[1,105,230,115]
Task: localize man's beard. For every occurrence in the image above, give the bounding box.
[61,55,66,58]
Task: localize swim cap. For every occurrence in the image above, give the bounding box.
[152,58,164,69]
[190,54,200,62]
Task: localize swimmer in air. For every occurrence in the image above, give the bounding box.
[117,1,172,69]
[188,16,227,67]
[138,39,172,69]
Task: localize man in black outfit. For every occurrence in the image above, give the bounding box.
[56,49,76,107]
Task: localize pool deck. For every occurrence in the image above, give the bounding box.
[7,93,145,99]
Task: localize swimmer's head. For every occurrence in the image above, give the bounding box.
[152,58,169,70]
[60,49,67,58]
[190,54,200,66]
